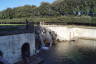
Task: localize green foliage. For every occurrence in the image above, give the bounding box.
[0,0,96,19]
[0,0,96,25]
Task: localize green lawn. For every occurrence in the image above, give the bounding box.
[0,24,25,26]
[0,16,96,26]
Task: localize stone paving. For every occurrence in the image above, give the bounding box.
[38,42,96,64]
[16,42,96,64]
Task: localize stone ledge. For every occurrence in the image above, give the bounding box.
[78,37,96,40]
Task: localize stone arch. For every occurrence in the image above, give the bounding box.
[21,43,30,59]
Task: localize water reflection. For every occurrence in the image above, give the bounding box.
[41,42,96,64]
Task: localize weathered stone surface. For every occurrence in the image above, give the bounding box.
[42,25,96,41]
[0,33,35,64]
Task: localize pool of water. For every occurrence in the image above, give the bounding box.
[39,42,96,64]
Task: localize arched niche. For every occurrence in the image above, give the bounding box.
[21,43,30,59]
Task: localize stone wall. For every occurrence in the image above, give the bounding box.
[42,25,96,41]
[0,33,35,64]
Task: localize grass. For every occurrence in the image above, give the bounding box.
[0,16,96,26]
[0,24,25,26]
[0,24,25,31]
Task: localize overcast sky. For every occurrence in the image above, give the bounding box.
[0,0,55,11]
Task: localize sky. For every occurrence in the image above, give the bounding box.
[0,0,55,11]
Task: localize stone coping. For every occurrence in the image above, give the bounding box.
[42,25,96,29]
[78,37,96,40]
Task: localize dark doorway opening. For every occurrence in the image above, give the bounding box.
[0,61,4,64]
[35,39,42,50]
[21,43,30,59]
[0,51,4,64]
[0,51,3,57]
